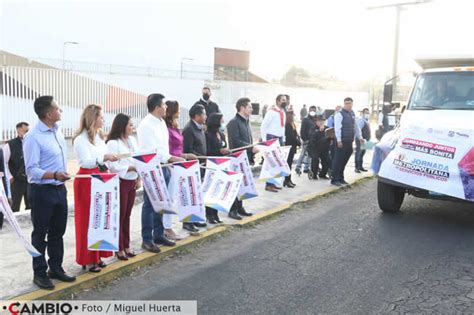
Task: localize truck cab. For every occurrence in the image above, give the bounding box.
[373,57,474,212]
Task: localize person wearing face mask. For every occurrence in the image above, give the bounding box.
[194,87,220,123]
[260,94,287,192]
[295,105,317,175]
[355,108,371,173]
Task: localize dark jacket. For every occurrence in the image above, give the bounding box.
[194,99,220,119]
[309,125,330,151]
[182,120,207,157]
[206,131,227,157]
[285,123,300,147]
[7,137,27,182]
[300,116,316,142]
[226,113,255,164]
[340,109,356,143]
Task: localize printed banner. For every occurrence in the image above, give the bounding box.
[133,153,174,214]
[258,139,291,180]
[230,150,258,200]
[0,175,41,257]
[378,124,474,201]
[87,173,120,251]
[202,169,242,213]
[267,145,291,188]
[206,157,232,171]
[170,160,206,222]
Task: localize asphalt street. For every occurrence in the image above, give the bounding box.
[75,179,474,314]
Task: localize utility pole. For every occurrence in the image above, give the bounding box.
[367,1,431,97]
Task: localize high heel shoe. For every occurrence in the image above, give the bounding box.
[116,252,129,261]
[125,250,136,258]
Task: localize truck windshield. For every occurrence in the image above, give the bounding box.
[408,72,474,110]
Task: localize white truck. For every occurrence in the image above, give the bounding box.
[373,57,474,212]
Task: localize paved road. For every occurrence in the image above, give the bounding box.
[75,179,474,314]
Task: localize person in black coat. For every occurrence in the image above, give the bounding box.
[181,104,208,232]
[226,98,257,220]
[193,87,220,122]
[284,108,300,187]
[226,97,257,165]
[308,115,331,180]
[205,113,231,224]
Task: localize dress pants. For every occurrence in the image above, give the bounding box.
[332,141,354,183]
[11,179,30,212]
[29,184,68,276]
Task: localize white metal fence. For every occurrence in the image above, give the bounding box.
[0,66,191,142]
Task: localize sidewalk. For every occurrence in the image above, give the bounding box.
[0,156,373,300]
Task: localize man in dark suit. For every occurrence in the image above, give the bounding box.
[4,122,30,212]
[226,97,259,219]
[182,104,208,232]
[193,87,220,121]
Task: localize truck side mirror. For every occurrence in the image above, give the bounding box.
[383,84,393,104]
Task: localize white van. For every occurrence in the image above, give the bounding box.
[373,57,474,212]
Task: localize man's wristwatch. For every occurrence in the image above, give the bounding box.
[53,171,58,180]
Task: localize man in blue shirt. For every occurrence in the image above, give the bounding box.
[355,108,371,173]
[23,96,76,290]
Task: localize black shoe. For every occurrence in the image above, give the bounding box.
[154,236,176,247]
[141,242,162,253]
[355,169,361,173]
[319,175,330,180]
[238,208,253,217]
[341,180,350,185]
[33,275,55,290]
[213,213,223,223]
[48,269,76,282]
[207,216,218,224]
[331,181,343,187]
[283,180,295,188]
[303,169,309,173]
[194,222,207,228]
[183,223,199,233]
[289,180,296,186]
[360,167,368,172]
[228,211,242,220]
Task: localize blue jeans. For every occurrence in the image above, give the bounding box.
[354,139,366,170]
[141,167,171,243]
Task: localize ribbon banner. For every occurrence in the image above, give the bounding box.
[258,139,291,180]
[206,157,232,171]
[133,153,174,214]
[202,169,243,213]
[0,176,41,257]
[170,160,206,222]
[230,150,258,200]
[267,145,291,188]
[87,173,120,251]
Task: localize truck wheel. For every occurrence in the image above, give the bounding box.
[377,180,405,213]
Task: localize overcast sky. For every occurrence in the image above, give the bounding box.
[1,0,472,82]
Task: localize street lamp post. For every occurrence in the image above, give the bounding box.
[367,1,431,94]
[62,41,79,70]
[180,58,194,79]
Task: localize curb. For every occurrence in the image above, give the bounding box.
[11,174,372,301]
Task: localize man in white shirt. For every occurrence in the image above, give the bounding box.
[260,94,288,192]
[137,93,184,253]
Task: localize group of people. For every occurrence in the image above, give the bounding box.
[0,87,372,291]
[263,96,372,190]
[0,87,261,290]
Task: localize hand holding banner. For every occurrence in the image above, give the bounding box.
[133,153,174,214]
[87,173,120,251]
